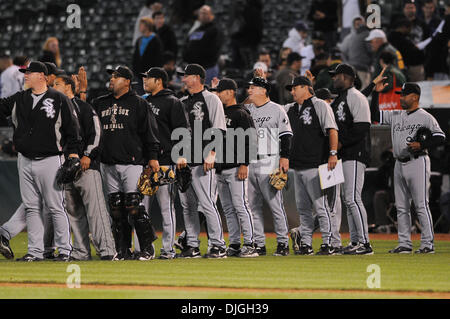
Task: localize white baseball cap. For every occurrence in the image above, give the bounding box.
[365,29,387,41]
[253,61,268,73]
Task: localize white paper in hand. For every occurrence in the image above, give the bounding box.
[318,159,345,190]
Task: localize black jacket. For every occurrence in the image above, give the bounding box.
[218,104,256,172]
[132,34,164,75]
[92,90,160,165]
[145,89,190,165]
[183,21,223,69]
[71,97,102,171]
[388,31,425,67]
[157,24,178,57]
[0,88,80,159]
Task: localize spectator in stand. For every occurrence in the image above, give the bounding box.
[314,49,343,92]
[338,0,368,40]
[0,55,24,98]
[40,37,61,67]
[308,0,339,47]
[300,31,326,75]
[132,1,163,45]
[376,51,407,110]
[153,11,178,58]
[339,16,373,89]
[276,47,292,72]
[132,17,164,94]
[230,0,264,70]
[183,5,223,85]
[282,20,309,55]
[388,18,426,81]
[162,51,183,92]
[365,29,405,78]
[392,0,430,45]
[309,52,330,78]
[275,52,303,105]
[421,0,442,34]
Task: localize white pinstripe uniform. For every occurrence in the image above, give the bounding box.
[378,108,445,249]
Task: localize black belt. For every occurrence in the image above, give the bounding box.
[397,152,426,163]
[257,154,277,160]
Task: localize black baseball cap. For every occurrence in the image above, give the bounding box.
[216,78,237,92]
[315,88,338,100]
[248,77,271,92]
[328,63,356,78]
[19,61,48,75]
[106,65,134,80]
[177,64,206,79]
[395,82,421,96]
[44,62,65,76]
[285,76,312,91]
[140,67,168,83]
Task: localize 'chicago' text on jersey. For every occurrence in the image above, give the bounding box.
[253,116,272,127]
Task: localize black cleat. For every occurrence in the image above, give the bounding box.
[100,254,118,261]
[204,246,227,259]
[16,254,43,262]
[352,243,374,255]
[255,245,266,256]
[43,250,56,260]
[316,244,336,255]
[174,230,187,251]
[342,242,359,254]
[414,247,435,254]
[158,252,175,260]
[332,246,343,255]
[226,244,241,257]
[0,235,14,259]
[297,244,314,255]
[176,246,201,258]
[53,254,72,262]
[273,243,289,256]
[239,245,258,258]
[389,246,412,254]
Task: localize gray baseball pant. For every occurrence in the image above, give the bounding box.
[179,166,225,249]
[326,184,343,247]
[65,169,116,260]
[293,168,332,246]
[248,161,289,246]
[18,154,72,258]
[394,155,434,249]
[342,160,370,244]
[217,167,255,247]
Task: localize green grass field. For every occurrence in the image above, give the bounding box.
[0,232,449,299]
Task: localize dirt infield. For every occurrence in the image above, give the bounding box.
[0,282,448,299]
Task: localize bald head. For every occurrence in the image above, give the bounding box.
[199,5,214,24]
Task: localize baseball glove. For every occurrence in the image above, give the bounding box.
[56,157,82,185]
[414,127,432,147]
[176,165,192,193]
[269,168,288,190]
[138,166,176,196]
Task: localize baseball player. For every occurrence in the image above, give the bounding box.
[372,83,445,253]
[284,76,338,255]
[0,61,80,261]
[92,65,160,261]
[214,78,258,258]
[53,74,117,260]
[245,76,293,256]
[176,64,227,258]
[329,63,373,255]
[141,67,190,259]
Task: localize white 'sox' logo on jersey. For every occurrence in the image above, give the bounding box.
[300,107,312,125]
[41,98,55,119]
[191,101,204,121]
[336,102,346,122]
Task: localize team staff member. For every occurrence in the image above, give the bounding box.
[372,83,445,254]
[177,64,227,258]
[92,65,160,261]
[285,76,338,255]
[141,67,190,260]
[214,78,258,258]
[0,61,80,262]
[53,75,117,261]
[246,76,293,256]
[329,63,373,255]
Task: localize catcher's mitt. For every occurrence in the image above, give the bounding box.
[56,157,82,185]
[269,168,288,190]
[176,165,192,193]
[138,166,175,196]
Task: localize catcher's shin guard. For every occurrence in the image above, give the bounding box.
[108,192,126,254]
[132,205,158,253]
